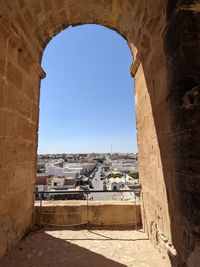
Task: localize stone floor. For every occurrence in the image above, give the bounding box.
[0,229,169,267]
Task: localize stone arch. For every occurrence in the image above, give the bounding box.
[0,1,200,266]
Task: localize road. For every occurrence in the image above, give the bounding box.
[90,165,136,201]
[91,165,103,190]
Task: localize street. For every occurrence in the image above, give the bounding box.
[91,165,103,190]
[90,165,136,201]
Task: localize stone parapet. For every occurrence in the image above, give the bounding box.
[34,201,142,229]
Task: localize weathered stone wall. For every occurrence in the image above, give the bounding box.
[34,201,142,228]
[0,0,199,266]
[0,14,41,256]
[164,1,200,266]
[134,62,173,257]
[130,1,175,260]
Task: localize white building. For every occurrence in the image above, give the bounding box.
[107,177,125,191]
[47,176,76,188]
[45,163,55,175]
[54,167,64,176]
[63,166,82,176]
[111,160,138,172]
[47,177,66,188]
[45,163,82,178]
[35,184,52,199]
[107,173,139,191]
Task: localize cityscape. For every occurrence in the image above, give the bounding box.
[36,152,141,201]
[0,1,197,266]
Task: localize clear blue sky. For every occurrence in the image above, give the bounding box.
[38,24,137,154]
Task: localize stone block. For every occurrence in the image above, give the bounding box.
[2,138,17,167]
[0,27,9,54]
[0,137,3,167]
[30,103,39,124]
[0,229,8,257]
[88,205,102,225]
[17,52,31,75]
[13,207,33,243]
[0,78,6,108]
[14,115,36,141]
[8,165,30,193]
[17,0,25,9]
[0,109,15,138]
[8,190,28,221]
[134,64,147,98]
[0,53,5,78]
[23,190,35,213]
[42,205,59,225]
[6,85,31,118]
[7,38,18,63]
[42,0,53,12]
[23,78,38,103]
[60,205,84,226]
[6,62,23,90]
[16,141,36,164]
[0,168,9,198]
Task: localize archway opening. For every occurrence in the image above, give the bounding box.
[1,2,197,265]
[35,24,140,220]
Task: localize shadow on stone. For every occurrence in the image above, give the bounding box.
[0,231,127,267]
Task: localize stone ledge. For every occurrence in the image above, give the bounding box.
[34,201,142,228]
[35,200,141,206]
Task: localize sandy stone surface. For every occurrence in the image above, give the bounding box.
[0,229,169,267]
